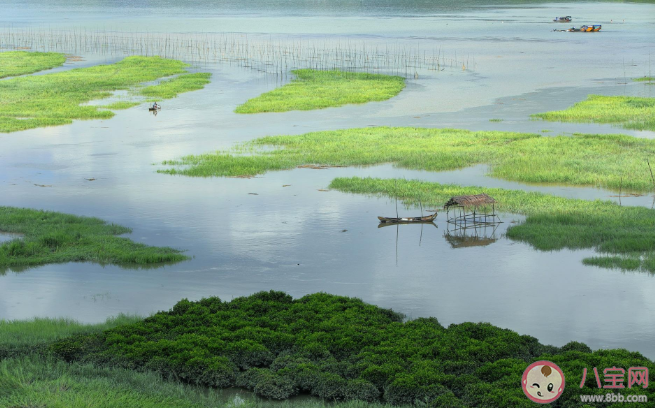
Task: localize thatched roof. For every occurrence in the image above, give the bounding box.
[444,193,496,209]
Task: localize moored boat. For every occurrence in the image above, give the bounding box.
[553,16,572,22]
[378,212,438,224]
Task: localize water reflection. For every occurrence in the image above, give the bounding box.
[443,224,499,249]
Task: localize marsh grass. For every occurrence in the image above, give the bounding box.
[0,355,230,408]
[0,206,188,273]
[235,70,405,113]
[161,127,655,192]
[0,315,142,359]
[330,176,655,273]
[139,72,212,100]
[532,94,655,131]
[0,56,210,133]
[634,76,654,83]
[0,51,66,78]
[103,101,141,110]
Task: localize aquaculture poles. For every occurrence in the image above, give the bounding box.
[4,28,469,81]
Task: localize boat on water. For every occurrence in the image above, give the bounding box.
[553,16,572,22]
[378,212,438,224]
[567,25,601,32]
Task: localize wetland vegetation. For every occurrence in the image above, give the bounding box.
[330,177,655,273]
[0,55,210,133]
[139,72,212,100]
[0,206,188,273]
[103,101,141,110]
[235,70,405,113]
[161,127,655,192]
[0,50,65,78]
[24,291,651,407]
[532,94,655,131]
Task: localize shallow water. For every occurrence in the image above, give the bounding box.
[2,1,655,359]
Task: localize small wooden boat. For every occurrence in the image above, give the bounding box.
[553,16,572,22]
[567,25,601,32]
[378,212,437,224]
[148,106,161,111]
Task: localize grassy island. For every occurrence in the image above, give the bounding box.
[0,51,66,79]
[0,56,210,133]
[1,291,644,407]
[0,206,188,273]
[161,127,655,192]
[532,95,655,131]
[235,70,405,113]
[140,72,212,100]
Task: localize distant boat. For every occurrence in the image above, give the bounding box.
[553,16,572,22]
[567,25,601,32]
[378,212,438,224]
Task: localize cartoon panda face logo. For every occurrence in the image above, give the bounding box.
[522,361,565,404]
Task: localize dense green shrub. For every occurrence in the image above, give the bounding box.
[51,291,655,406]
[345,379,380,402]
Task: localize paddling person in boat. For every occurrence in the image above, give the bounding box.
[152,102,159,110]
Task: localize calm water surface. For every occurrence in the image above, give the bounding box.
[1,1,655,359]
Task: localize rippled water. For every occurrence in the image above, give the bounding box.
[1,1,655,358]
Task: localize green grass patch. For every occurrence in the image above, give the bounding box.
[0,355,232,408]
[0,314,142,359]
[488,118,503,122]
[48,291,655,406]
[532,94,655,131]
[161,127,655,192]
[0,56,210,133]
[0,206,188,273]
[235,69,405,113]
[140,72,212,100]
[103,101,141,110]
[634,76,654,82]
[330,176,655,273]
[0,51,66,78]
